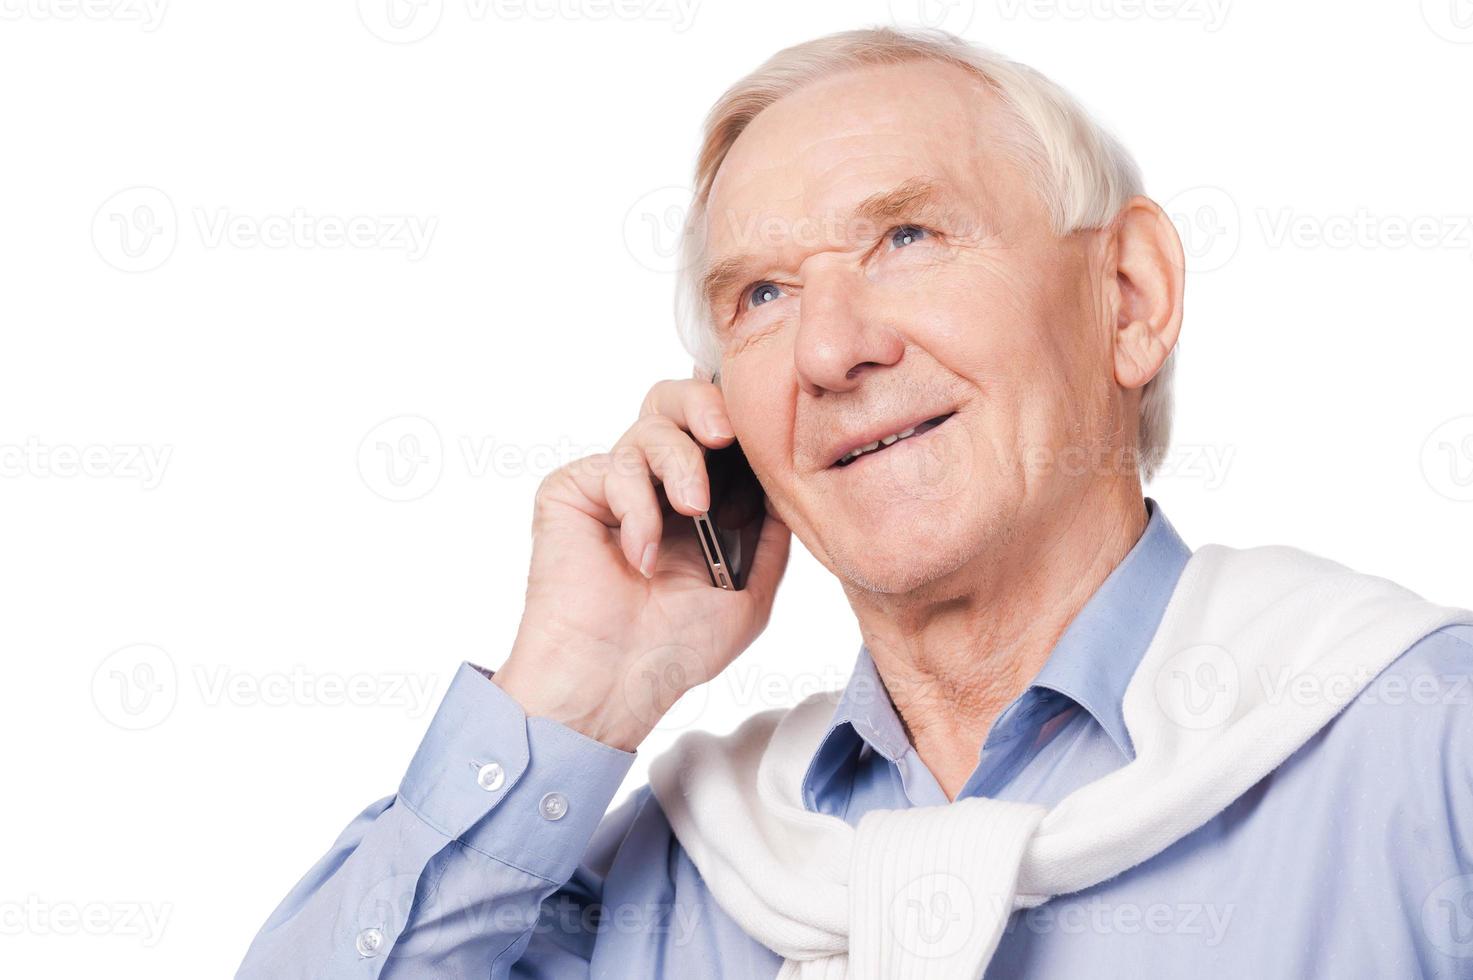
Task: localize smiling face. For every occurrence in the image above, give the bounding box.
[702,59,1132,596]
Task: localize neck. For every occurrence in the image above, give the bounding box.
[845,483,1148,801]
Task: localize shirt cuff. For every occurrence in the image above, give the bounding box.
[398,661,637,883]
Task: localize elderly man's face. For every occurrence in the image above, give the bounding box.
[704,60,1123,595]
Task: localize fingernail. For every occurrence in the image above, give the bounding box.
[639,542,658,579]
[704,412,733,439]
[685,481,709,513]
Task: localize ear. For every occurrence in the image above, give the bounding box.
[1108,196,1185,391]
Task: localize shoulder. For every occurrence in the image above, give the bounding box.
[1346,621,1473,729]
[1313,623,1473,796]
[1365,622,1473,698]
[1244,624,1473,898]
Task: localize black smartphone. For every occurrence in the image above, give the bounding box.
[694,440,765,590]
[692,372,766,590]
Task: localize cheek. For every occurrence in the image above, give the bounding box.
[723,361,794,483]
[952,247,1099,369]
[904,253,1050,378]
[908,253,1106,446]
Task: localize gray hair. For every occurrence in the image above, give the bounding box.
[673,25,1175,480]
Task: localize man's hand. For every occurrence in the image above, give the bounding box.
[492,378,792,751]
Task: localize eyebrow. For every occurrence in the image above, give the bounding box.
[853,175,955,228]
[697,176,960,319]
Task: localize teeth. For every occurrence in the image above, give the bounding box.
[837,423,928,465]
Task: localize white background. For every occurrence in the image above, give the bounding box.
[1,0,1470,975]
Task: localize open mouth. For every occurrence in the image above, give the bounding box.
[833,412,955,467]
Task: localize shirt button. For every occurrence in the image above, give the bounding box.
[355,927,385,958]
[539,791,569,821]
[476,762,505,792]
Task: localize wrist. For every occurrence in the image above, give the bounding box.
[491,659,650,752]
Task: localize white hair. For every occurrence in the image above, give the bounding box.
[672,25,1175,480]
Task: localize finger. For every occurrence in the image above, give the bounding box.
[553,455,660,579]
[622,414,710,516]
[602,444,664,578]
[640,378,735,449]
[553,454,618,527]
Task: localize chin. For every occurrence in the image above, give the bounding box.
[795,431,1020,594]
[825,505,988,596]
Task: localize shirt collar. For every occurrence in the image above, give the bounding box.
[801,497,1192,808]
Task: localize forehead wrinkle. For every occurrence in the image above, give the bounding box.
[698,75,1004,321]
[699,170,977,317]
[707,154,948,263]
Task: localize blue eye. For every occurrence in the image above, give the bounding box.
[889,224,928,248]
[746,282,783,309]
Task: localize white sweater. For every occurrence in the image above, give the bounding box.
[648,543,1473,979]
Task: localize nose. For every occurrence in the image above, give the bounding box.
[792,256,905,396]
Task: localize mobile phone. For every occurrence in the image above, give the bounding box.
[692,373,766,590]
[694,439,765,590]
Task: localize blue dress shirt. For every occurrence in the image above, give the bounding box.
[237,499,1473,978]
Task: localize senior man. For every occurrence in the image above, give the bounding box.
[238,26,1473,979]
